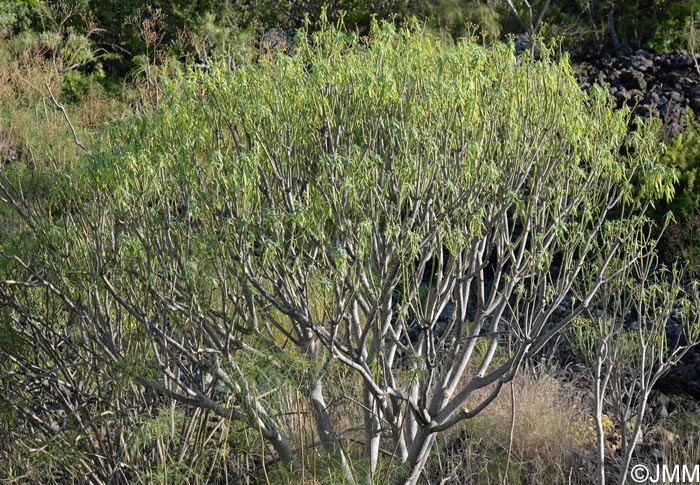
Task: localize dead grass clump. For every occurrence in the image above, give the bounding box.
[426,364,596,484]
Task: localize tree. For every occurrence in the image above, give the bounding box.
[504,0,552,38]
[0,20,677,483]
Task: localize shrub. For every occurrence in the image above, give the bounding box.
[567,257,700,484]
[658,110,700,219]
[0,19,677,483]
[587,0,700,52]
[644,0,700,52]
[0,0,44,38]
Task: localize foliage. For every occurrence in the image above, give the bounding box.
[577,0,700,51]
[497,0,700,51]
[658,110,700,218]
[0,17,679,483]
[3,0,700,86]
[0,0,44,38]
[651,112,700,276]
[644,0,700,52]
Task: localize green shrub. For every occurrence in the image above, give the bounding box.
[0,19,676,483]
[645,0,700,52]
[659,110,700,218]
[0,0,44,38]
[586,0,700,51]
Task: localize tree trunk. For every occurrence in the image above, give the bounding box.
[617,393,649,485]
[400,425,437,485]
[309,375,357,485]
[607,7,622,54]
[594,358,607,485]
[363,386,382,484]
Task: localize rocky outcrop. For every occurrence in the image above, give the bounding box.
[656,348,700,397]
[573,49,700,135]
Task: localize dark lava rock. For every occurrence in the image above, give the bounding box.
[573,49,700,135]
[619,69,647,91]
[656,355,700,397]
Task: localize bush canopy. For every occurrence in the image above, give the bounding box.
[0,20,679,484]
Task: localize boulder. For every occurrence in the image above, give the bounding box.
[619,69,648,91]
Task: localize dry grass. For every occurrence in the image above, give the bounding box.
[278,357,600,484]
[0,30,134,174]
[425,363,596,484]
[264,351,601,484]
[653,405,700,469]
